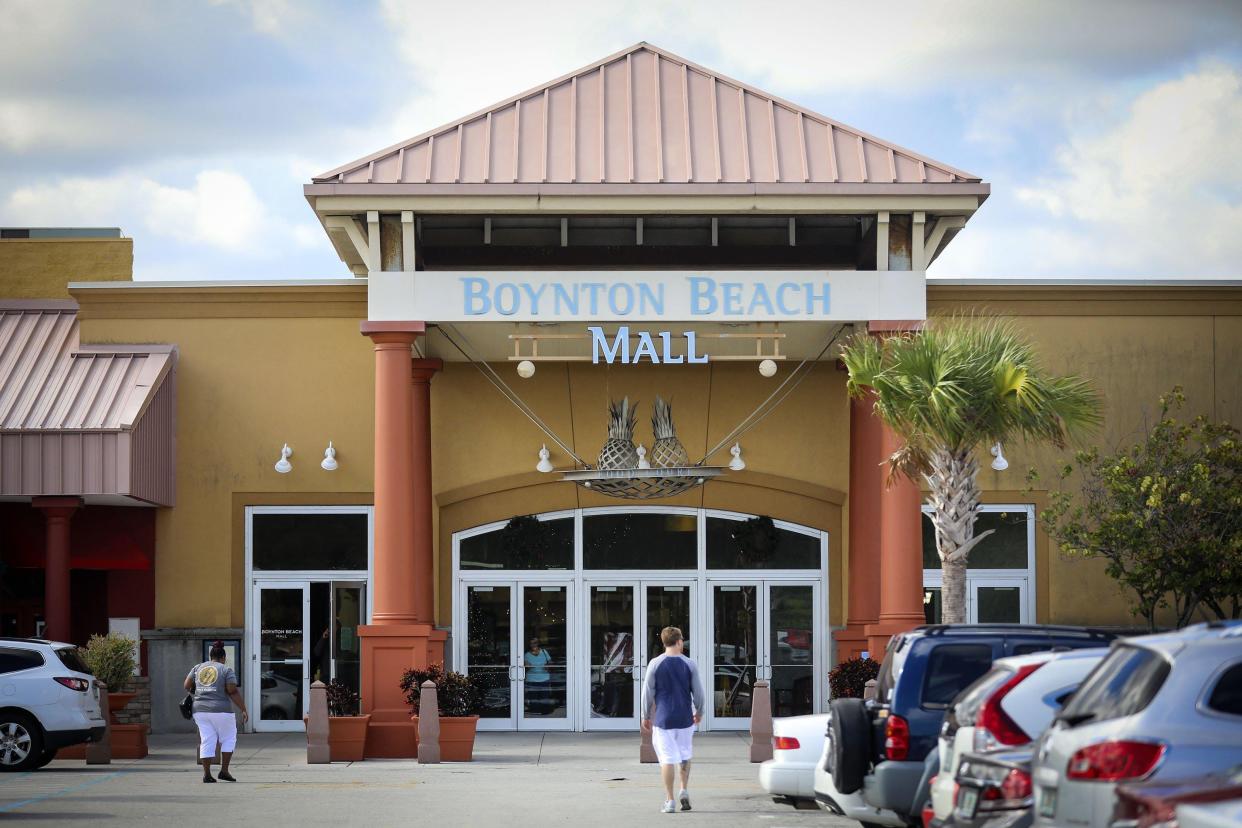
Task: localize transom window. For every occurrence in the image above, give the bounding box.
[921,504,1036,624]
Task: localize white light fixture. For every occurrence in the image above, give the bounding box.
[321,441,338,471]
[275,443,293,474]
[517,360,536,379]
[636,444,652,469]
[536,444,553,473]
[729,443,746,471]
[759,359,777,378]
[990,442,1009,472]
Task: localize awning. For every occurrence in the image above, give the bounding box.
[0,300,176,506]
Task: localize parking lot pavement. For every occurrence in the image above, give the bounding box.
[0,731,856,826]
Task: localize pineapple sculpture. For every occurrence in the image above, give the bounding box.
[598,397,640,469]
[651,396,690,468]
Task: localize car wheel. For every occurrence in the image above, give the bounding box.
[829,697,871,795]
[0,712,43,772]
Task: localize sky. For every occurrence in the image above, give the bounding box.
[2,0,1240,281]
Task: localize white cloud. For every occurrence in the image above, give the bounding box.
[936,64,1242,276]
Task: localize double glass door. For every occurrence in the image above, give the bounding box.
[251,580,367,732]
[708,580,819,728]
[585,581,695,730]
[465,583,572,731]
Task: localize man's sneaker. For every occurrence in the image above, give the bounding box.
[679,790,691,811]
[661,800,676,814]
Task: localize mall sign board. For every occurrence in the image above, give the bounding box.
[367,270,925,323]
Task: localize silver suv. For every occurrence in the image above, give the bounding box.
[1032,621,1242,828]
[0,638,107,771]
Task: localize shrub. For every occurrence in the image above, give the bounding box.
[79,632,138,693]
[829,656,879,699]
[325,679,360,717]
[399,664,481,718]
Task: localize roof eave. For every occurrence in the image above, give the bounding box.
[304,181,990,199]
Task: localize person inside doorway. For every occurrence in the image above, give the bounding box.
[641,626,705,814]
[184,641,249,783]
[523,637,552,713]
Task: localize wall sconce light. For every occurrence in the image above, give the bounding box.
[758,359,777,378]
[636,444,652,469]
[536,444,553,473]
[517,360,536,379]
[729,443,746,471]
[990,442,1009,472]
[275,444,293,474]
[321,441,338,471]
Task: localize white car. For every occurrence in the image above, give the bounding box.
[1178,800,1242,828]
[929,647,1107,823]
[812,712,906,827]
[0,638,107,771]
[759,713,826,802]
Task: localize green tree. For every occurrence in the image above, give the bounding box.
[1036,388,1242,630]
[841,317,1100,624]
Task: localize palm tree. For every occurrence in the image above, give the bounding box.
[840,316,1101,624]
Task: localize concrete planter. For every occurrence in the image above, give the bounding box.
[106,692,136,724]
[327,715,371,762]
[411,715,479,762]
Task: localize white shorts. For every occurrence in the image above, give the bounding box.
[652,725,695,765]
[193,711,237,758]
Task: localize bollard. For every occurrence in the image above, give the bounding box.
[417,680,440,764]
[639,705,656,763]
[86,682,111,764]
[749,680,773,762]
[863,678,878,701]
[307,680,330,764]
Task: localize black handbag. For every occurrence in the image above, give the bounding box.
[179,692,194,720]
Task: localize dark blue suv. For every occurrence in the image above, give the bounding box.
[828,625,1117,827]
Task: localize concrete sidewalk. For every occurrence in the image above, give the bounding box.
[0,731,856,826]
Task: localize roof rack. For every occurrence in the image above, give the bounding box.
[912,624,1116,640]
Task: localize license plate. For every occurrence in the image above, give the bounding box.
[955,787,978,819]
[1037,787,1057,818]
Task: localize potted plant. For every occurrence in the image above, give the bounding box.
[79,632,138,722]
[400,664,481,761]
[314,680,370,762]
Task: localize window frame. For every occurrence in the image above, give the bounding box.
[1200,658,1242,720]
[922,503,1037,624]
[0,646,45,675]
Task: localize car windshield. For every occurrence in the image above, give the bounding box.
[951,665,1016,726]
[1059,645,1169,726]
[56,646,92,675]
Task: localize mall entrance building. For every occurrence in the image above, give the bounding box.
[5,43,1239,749]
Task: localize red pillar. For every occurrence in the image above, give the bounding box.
[838,391,883,661]
[865,420,927,654]
[34,497,81,643]
[357,323,445,758]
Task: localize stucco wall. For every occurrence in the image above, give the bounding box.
[1,238,133,298]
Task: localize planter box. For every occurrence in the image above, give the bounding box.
[106,692,136,725]
[110,724,148,759]
[411,715,479,762]
[303,714,374,762]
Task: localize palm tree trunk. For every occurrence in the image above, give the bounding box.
[925,448,995,624]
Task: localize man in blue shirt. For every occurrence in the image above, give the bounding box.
[641,626,705,813]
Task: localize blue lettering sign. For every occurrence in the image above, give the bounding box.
[775,282,800,315]
[685,330,708,364]
[689,277,717,315]
[462,277,491,315]
[632,332,659,362]
[608,282,635,316]
[520,282,547,315]
[804,282,830,315]
[589,326,629,364]
[553,283,579,315]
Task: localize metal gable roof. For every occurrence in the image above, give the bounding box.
[312,42,983,190]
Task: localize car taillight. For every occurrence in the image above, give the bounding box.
[973,768,1033,812]
[974,663,1042,751]
[885,714,910,761]
[1066,741,1165,781]
[54,677,90,691]
[772,735,800,750]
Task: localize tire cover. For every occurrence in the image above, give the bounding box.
[829,697,871,795]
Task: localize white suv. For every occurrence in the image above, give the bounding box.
[0,638,107,771]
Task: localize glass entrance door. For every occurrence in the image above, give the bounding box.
[465,584,516,729]
[708,580,819,729]
[254,583,308,732]
[969,578,1028,623]
[518,584,572,729]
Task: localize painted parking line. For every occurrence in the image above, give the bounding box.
[0,770,129,814]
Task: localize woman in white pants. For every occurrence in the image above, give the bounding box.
[184,641,249,783]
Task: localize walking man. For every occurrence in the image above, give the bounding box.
[641,626,705,814]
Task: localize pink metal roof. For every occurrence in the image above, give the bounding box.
[312,43,983,190]
[0,301,176,505]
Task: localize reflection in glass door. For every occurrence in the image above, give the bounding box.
[587,585,635,728]
[711,585,759,723]
[970,578,1028,623]
[466,585,514,729]
[255,583,308,732]
[769,585,815,718]
[520,585,571,729]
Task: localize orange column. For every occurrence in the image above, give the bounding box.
[34,497,81,643]
[410,358,442,627]
[357,322,445,759]
[865,420,927,654]
[837,391,883,661]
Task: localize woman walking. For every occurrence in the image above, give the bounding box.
[184,641,248,783]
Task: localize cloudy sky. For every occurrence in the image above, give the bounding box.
[2,0,1240,280]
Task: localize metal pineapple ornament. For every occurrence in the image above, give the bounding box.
[651,396,690,468]
[598,397,640,469]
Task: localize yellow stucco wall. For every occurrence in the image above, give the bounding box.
[1,238,133,298]
[69,281,1242,634]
